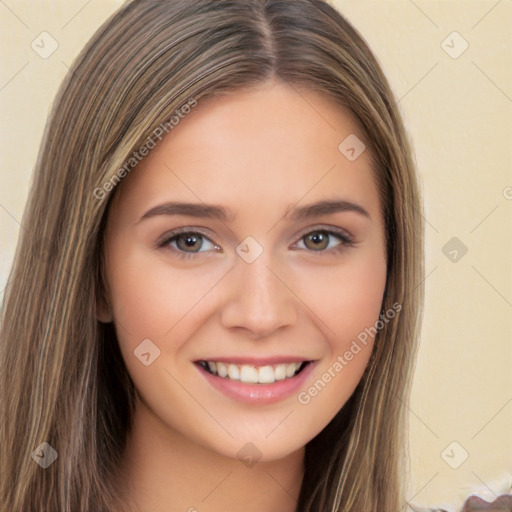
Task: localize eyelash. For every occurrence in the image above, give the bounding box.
[156,226,355,260]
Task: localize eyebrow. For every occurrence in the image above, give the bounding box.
[138,199,370,223]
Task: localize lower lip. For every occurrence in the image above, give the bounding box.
[196,362,316,404]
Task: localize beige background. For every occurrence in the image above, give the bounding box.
[1,0,511,509]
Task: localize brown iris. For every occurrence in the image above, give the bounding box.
[176,233,203,252]
[303,231,330,251]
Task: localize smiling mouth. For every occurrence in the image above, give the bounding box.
[196,360,310,384]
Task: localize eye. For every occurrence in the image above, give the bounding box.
[157,227,353,258]
[158,230,219,256]
[294,229,353,253]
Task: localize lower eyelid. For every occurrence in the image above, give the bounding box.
[293,237,353,254]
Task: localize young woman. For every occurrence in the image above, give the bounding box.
[0,1,424,511]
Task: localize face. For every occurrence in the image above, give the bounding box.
[100,80,387,462]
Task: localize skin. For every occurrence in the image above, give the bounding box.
[100,79,387,512]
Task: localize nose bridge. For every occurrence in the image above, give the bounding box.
[240,254,279,303]
[219,249,297,335]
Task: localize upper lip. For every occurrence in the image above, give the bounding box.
[195,356,313,365]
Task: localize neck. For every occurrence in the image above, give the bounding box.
[113,398,304,512]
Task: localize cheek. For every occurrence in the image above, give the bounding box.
[292,249,386,415]
[106,248,228,341]
[297,247,387,347]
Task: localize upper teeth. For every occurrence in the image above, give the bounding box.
[205,361,303,384]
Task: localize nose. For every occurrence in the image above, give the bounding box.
[219,253,298,338]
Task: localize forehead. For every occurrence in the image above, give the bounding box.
[112,81,381,223]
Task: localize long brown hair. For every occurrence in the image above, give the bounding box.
[0,1,424,510]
